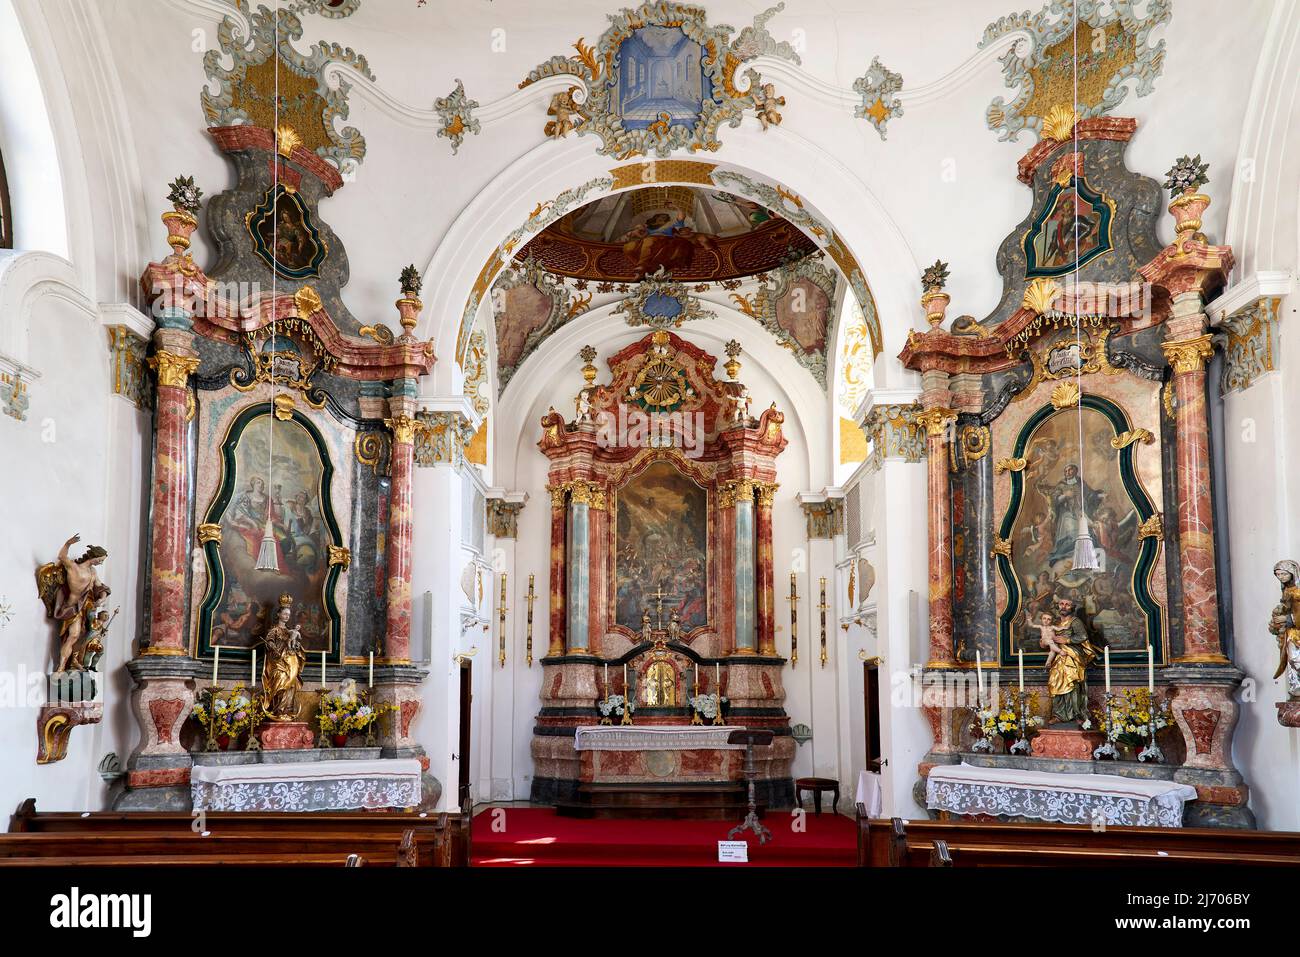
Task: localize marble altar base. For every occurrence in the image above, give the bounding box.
[259,721,315,750]
[1032,727,1106,760]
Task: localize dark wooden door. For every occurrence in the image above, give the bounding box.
[457,659,472,809]
[863,658,883,772]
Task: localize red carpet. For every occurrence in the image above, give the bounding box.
[472,807,857,867]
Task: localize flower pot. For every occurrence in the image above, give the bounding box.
[331,733,349,748]
[217,734,231,751]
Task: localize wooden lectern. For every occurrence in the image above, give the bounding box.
[726,728,774,844]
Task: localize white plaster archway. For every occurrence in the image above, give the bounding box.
[418,122,925,398]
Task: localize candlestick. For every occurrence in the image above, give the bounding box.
[975,650,983,706]
[525,574,535,668]
[818,576,828,667]
[787,572,799,668]
[1018,648,1024,691]
[604,662,609,697]
[251,648,257,687]
[499,573,508,668]
[715,661,720,692]
[321,650,326,686]
[623,663,627,696]
[369,651,374,688]
[1104,645,1111,692]
[1147,643,1154,693]
[213,645,220,686]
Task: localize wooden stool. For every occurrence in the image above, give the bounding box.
[795,777,840,815]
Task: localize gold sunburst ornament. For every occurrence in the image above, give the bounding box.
[1021,277,1061,316]
[275,124,303,158]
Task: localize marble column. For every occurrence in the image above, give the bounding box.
[566,483,591,654]
[143,329,199,656]
[547,485,567,657]
[1162,299,1227,663]
[586,483,608,651]
[730,480,758,655]
[384,406,417,663]
[917,397,958,669]
[755,482,778,656]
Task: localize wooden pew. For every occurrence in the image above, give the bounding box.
[0,853,367,867]
[0,828,429,867]
[10,798,473,867]
[856,809,1300,868]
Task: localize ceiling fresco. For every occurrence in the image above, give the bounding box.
[518,185,817,283]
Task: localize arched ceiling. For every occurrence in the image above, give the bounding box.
[519,185,818,282]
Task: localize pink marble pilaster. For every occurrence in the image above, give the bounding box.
[917,385,957,669]
[755,484,776,656]
[1162,324,1227,663]
[548,488,567,656]
[383,413,416,662]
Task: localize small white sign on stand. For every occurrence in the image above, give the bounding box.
[717,840,749,863]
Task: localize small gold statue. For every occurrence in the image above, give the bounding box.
[260,594,306,720]
[1271,560,1300,700]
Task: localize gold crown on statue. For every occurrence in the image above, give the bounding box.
[278,593,293,608]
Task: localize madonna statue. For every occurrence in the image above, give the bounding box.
[260,594,306,720]
[1042,597,1100,724]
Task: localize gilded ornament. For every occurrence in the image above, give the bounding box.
[916,407,957,437]
[327,545,352,569]
[385,414,419,445]
[273,393,296,421]
[275,125,303,158]
[1162,335,1215,375]
[294,284,323,319]
[1138,513,1164,540]
[197,523,223,545]
[1039,104,1079,142]
[1021,277,1061,316]
[990,536,1013,558]
[355,431,386,475]
[147,351,200,389]
[1111,428,1154,450]
[994,456,1030,475]
[756,482,779,507]
[1050,381,1080,410]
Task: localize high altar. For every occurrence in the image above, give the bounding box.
[902,111,1252,827]
[529,332,797,810]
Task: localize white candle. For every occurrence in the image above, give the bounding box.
[1018,648,1024,691]
[623,663,627,695]
[1104,645,1111,692]
[369,651,374,688]
[975,650,984,705]
[251,648,257,687]
[715,662,720,693]
[212,645,220,686]
[604,663,609,698]
[321,650,327,686]
[1147,643,1154,694]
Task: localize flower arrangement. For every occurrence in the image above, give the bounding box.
[191,685,262,745]
[317,690,396,740]
[166,175,203,214]
[598,694,634,718]
[1162,155,1210,197]
[1093,688,1171,749]
[971,690,1044,750]
[688,692,727,719]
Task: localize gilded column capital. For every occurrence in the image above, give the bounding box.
[546,484,568,509]
[915,406,957,438]
[755,481,779,508]
[718,478,757,508]
[412,409,475,466]
[385,413,419,445]
[486,499,526,538]
[1161,334,1215,375]
[569,480,605,509]
[801,499,844,538]
[147,350,200,389]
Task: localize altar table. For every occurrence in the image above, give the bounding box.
[191,758,422,812]
[573,725,748,751]
[926,762,1197,828]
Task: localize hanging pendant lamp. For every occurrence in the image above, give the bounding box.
[255,0,282,575]
[1067,0,1099,573]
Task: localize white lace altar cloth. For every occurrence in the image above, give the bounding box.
[926,763,1197,828]
[574,725,747,751]
[191,759,422,812]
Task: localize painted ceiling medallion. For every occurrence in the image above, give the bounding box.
[981,0,1171,141]
[852,57,904,140]
[520,185,815,282]
[201,1,374,171]
[613,267,715,328]
[519,2,800,159]
[245,183,328,280]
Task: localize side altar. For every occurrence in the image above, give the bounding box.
[899,114,1251,827]
[530,333,796,811]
